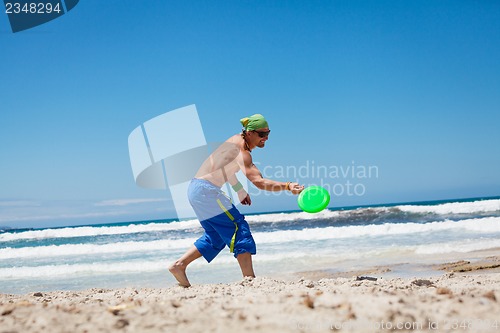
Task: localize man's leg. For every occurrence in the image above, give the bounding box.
[236,252,255,278]
[169,245,202,287]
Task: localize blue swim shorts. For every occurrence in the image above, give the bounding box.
[188,178,256,263]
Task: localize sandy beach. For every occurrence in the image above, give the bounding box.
[1,255,499,333]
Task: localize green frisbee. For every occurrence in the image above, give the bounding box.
[297,186,330,213]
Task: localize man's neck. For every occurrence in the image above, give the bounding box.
[241,133,252,152]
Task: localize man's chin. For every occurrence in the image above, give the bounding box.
[257,142,265,148]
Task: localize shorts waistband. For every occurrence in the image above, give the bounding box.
[191,178,222,189]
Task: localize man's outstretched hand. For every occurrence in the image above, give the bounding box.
[289,182,305,195]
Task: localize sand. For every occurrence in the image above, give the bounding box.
[1,264,499,333]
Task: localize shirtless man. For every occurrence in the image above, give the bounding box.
[169,114,304,287]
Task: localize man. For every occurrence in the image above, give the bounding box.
[169,114,304,287]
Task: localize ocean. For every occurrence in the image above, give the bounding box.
[1,197,499,294]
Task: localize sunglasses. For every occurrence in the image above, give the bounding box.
[252,130,271,138]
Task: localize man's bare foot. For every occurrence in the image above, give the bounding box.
[168,262,191,287]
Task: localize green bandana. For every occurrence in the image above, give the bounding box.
[240,114,268,131]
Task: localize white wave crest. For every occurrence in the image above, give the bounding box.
[254,216,500,244]
[2,199,498,243]
[0,238,197,260]
[0,211,341,242]
[1,217,498,260]
[246,209,341,223]
[0,220,201,242]
[398,199,500,214]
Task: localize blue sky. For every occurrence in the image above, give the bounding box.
[1,0,499,228]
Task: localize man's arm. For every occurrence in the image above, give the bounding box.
[226,172,251,205]
[241,151,303,194]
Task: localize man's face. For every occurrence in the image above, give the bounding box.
[249,127,270,148]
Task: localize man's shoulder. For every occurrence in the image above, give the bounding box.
[226,134,245,149]
[226,133,242,142]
